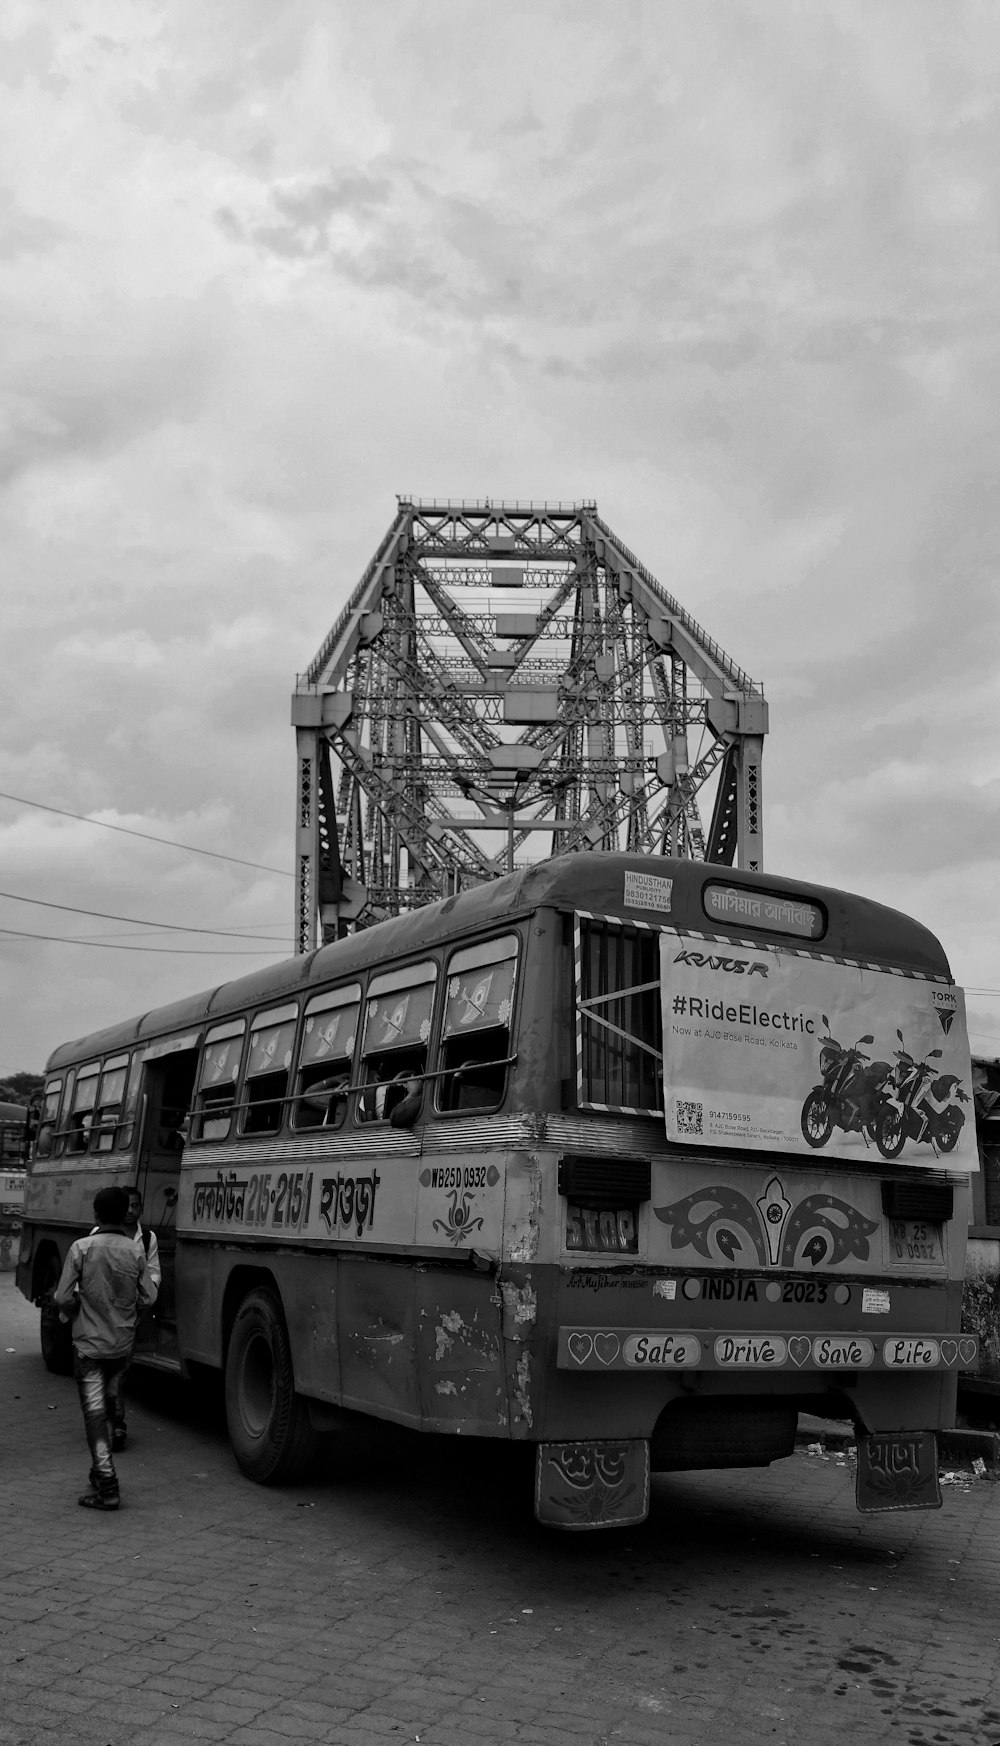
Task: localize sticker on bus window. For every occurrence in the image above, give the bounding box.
[624,870,673,913]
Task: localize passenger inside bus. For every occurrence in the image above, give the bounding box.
[435,935,517,1114]
[294,1070,350,1129]
[358,1055,425,1125]
[357,967,435,1125]
[292,988,360,1131]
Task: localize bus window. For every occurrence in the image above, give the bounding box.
[34,1078,63,1159]
[0,1102,29,1166]
[436,935,518,1113]
[241,1004,298,1136]
[51,1069,75,1157]
[118,1050,146,1149]
[192,1021,246,1141]
[91,1054,130,1153]
[578,918,663,1113]
[66,1064,100,1155]
[358,962,437,1124]
[292,985,361,1131]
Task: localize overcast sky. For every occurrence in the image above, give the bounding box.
[2,0,999,1077]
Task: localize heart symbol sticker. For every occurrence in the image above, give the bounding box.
[567,1333,593,1365]
[940,1339,958,1366]
[594,1333,621,1365]
[959,1337,978,1367]
[788,1336,811,1367]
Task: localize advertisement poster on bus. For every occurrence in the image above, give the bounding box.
[660,933,976,1169]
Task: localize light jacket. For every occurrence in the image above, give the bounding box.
[53,1227,157,1360]
[90,1220,161,1291]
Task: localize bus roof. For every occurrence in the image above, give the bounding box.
[44,852,952,1072]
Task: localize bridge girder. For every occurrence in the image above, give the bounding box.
[292,498,767,948]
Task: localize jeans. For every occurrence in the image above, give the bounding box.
[73,1353,129,1492]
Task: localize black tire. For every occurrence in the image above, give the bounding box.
[936,1107,963,1154]
[224,1288,318,1484]
[38,1253,74,1376]
[800,1089,834,1149]
[876,1106,906,1160]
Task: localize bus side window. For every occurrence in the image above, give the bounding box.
[357,963,437,1125]
[52,1069,75,1157]
[34,1077,63,1159]
[66,1064,100,1155]
[241,1005,298,1136]
[192,1022,246,1142]
[91,1054,129,1153]
[292,986,361,1132]
[436,935,519,1114]
[118,1051,145,1149]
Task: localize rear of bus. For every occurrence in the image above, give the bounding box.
[507,856,978,1528]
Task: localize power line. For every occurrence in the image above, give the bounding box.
[0,789,293,878]
[0,925,287,957]
[0,888,286,942]
[58,926,288,944]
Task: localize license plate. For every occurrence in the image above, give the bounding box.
[887,1220,944,1267]
[856,1430,941,1512]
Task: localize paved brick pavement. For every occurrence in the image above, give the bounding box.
[3,1271,1000,1746]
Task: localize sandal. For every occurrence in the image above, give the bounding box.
[78,1488,120,1511]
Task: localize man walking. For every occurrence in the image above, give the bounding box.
[53,1184,158,1510]
[113,1187,161,1447]
[125,1188,161,1287]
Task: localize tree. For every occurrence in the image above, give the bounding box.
[0,1071,44,1104]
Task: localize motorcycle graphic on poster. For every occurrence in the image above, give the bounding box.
[659,934,976,1169]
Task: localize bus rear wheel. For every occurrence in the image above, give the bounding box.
[38,1253,73,1376]
[224,1287,318,1484]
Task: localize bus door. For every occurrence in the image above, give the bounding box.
[134,1035,201,1358]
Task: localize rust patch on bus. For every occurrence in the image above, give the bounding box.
[501,1278,537,1341]
[507,1151,543,1262]
[434,1308,466,1361]
[514,1349,533,1428]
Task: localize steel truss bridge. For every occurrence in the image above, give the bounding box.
[292,498,767,950]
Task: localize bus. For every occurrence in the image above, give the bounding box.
[16,852,978,1529]
[0,1099,30,1167]
[0,1102,29,1271]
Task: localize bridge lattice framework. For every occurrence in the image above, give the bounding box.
[292,498,767,949]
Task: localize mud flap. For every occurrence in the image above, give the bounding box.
[856,1430,941,1512]
[534,1438,650,1530]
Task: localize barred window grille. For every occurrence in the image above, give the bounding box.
[579,920,663,1112]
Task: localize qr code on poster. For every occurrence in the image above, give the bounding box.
[675,1100,703,1135]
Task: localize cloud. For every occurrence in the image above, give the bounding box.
[2,1,1000,1069]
